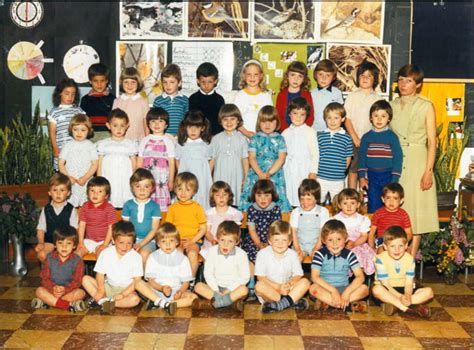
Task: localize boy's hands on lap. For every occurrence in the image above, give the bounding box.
[114,293,124,301]
[330,289,342,308]
[174,290,182,300]
[341,290,351,309]
[162,286,172,297]
[279,283,291,295]
[401,294,412,306]
[53,285,65,298]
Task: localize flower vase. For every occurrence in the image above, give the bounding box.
[9,234,28,277]
[443,270,457,285]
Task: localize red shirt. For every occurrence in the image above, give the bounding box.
[371,207,411,238]
[40,251,84,294]
[275,88,315,131]
[79,201,117,242]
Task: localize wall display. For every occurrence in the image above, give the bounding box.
[10,1,44,28]
[116,41,167,105]
[7,40,53,84]
[317,1,384,44]
[120,1,184,39]
[187,1,250,40]
[253,43,325,103]
[63,44,100,84]
[172,41,234,93]
[252,0,315,41]
[327,43,390,95]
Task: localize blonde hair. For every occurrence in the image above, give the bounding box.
[320,219,348,241]
[175,172,198,195]
[239,59,267,91]
[119,67,144,92]
[218,104,243,128]
[255,105,280,132]
[268,220,292,241]
[68,114,93,138]
[156,222,181,245]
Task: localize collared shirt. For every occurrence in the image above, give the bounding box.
[199,88,216,95]
[122,198,161,240]
[255,246,303,284]
[79,201,117,242]
[40,250,84,294]
[312,246,360,287]
[119,93,142,101]
[153,93,189,135]
[145,249,193,288]
[317,129,353,180]
[94,245,143,287]
[375,250,415,288]
[37,201,78,232]
[310,85,344,132]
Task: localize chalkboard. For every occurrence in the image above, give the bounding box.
[232,41,252,89]
[412,2,474,79]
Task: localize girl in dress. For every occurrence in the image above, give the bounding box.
[239,106,291,213]
[203,181,243,251]
[113,67,149,141]
[48,78,84,170]
[96,108,137,208]
[332,188,375,275]
[276,61,314,131]
[58,114,98,207]
[211,104,248,206]
[233,59,273,139]
[137,107,175,213]
[282,97,319,207]
[175,110,213,210]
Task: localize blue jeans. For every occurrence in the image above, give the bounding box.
[367,170,393,213]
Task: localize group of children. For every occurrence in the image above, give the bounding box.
[33,57,433,317]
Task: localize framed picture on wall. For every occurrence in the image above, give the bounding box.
[116,41,167,105]
[119,1,185,39]
[316,1,384,44]
[326,43,391,95]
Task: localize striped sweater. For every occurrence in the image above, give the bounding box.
[152,93,189,136]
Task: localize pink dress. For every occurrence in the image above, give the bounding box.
[201,207,243,256]
[113,94,149,141]
[138,134,175,212]
[333,212,376,275]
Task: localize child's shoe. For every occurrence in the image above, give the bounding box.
[293,298,310,312]
[382,303,395,316]
[87,298,101,309]
[313,299,329,311]
[146,299,157,311]
[69,300,87,313]
[261,301,279,314]
[405,304,431,319]
[164,301,177,315]
[233,298,244,312]
[246,288,257,302]
[350,301,368,313]
[31,297,46,309]
[101,299,115,314]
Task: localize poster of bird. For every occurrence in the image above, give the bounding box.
[187,1,250,40]
[327,43,391,95]
[252,0,315,41]
[317,1,384,44]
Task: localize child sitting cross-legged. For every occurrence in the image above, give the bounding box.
[372,226,433,318]
[135,223,197,314]
[82,221,142,313]
[310,219,369,312]
[255,221,311,314]
[195,221,250,311]
[32,226,86,312]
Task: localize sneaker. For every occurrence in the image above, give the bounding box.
[261,301,279,314]
[233,298,244,312]
[87,298,101,309]
[101,300,115,314]
[164,301,177,315]
[293,298,310,312]
[382,303,395,316]
[146,299,158,311]
[314,299,329,311]
[350,301,368,313]
[246,289,257,302]
[405,304,431,319]
[31,297,44,309]
[69,300,87,313]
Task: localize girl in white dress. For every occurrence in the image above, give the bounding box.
[59,114,98,207]
[176,110,213,210]
[282,97,319,207]
[97,109,137,208]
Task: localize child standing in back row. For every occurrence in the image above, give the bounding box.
[233,59,273,139]
[153,64,189,136]
[276,61,314,131]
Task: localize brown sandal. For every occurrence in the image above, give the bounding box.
[351,301,368,313]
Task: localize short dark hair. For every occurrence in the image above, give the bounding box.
[108,108,129,123]
[384,226,408,243]
[397,64,424,84]
[87,176,111,196]
[370,100,393,122]
[382,183,404,199]
[268,220,291,240]
[249,179,279,203]
[218,104,243,128]
[216,221,241,241]
[119,66,144,92]
[177,110,211,145]
[298,179,321,203]
[314,59,337,74]
[130,168,155,188]
[321,219,348,241]
[48,173,72,192]
[112,220,135,240]
[209,181,234,207]
[161,63,182,83]
[287,96,311,117]
[196,62,219,80]
[53,78,79,107]
[146,107,169,129]
[53,226,78,246]
[323,102,346,120]
[88,63,110,80]
[356,61,380,88]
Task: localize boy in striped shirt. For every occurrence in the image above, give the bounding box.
[317,103,353,200]
[372,226,432,317]
[368,183,413,253]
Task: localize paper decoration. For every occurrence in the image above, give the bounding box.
[63,44,100,83]
[7,40,53,84]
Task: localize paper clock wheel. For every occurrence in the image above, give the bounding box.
[63,44,100,83]
[7,40,54,84]
[10,1,44,28]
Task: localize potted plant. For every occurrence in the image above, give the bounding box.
[434,118,470,211]
[420,215,473,284]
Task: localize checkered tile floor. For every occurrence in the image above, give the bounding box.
[0,265,473,349]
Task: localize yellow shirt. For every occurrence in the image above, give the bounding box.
[374,251,415,288]
[165,201,206,240]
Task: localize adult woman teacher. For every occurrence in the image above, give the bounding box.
[390,64,439,257]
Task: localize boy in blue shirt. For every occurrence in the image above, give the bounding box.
[310,219,368,312]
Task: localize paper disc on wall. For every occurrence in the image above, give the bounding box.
[7,40,53,84]
[63,44,100,83]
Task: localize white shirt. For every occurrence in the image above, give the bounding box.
[254,246,303,284]
[145,249,193,289]
[94,245,143,287]
[290,205,330,228]
[233,89,273,133]
[204,245,250,292]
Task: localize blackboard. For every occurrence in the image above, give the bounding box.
[412,2,474,79]
[232,41,252,89]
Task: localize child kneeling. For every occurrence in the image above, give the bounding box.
[372,226,433,318]
[82,221,142,313]
[310,219,369,312]
[195,221,250,311]
[255,221,310,314]
[135,223,197,314]
[32,226,86,312]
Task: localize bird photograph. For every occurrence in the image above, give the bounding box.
[187,1,249,39]
[253,0,315,40]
